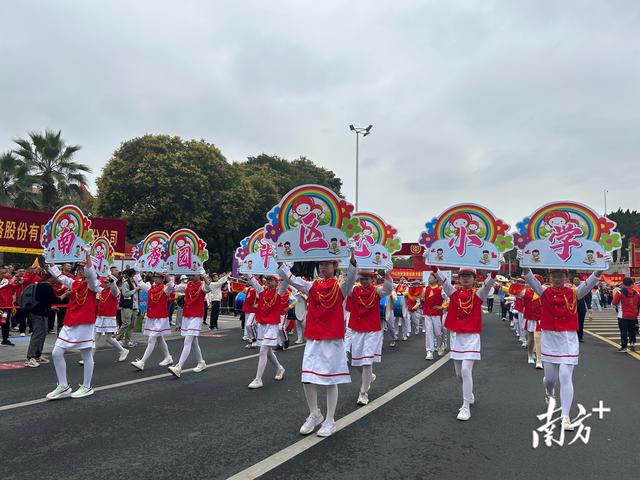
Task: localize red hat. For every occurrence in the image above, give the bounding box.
[534,274,544,283]
[458,267,477,276]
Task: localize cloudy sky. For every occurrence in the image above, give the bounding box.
[1,0,638,241]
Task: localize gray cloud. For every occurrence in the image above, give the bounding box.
[1,0,638,242]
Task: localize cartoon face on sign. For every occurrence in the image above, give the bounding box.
[514,201,621,270]
[263,184,358,262]
[41,205,94,263]
[234,229,278,275]
[419,204,513,271]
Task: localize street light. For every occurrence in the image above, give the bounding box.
[604,189,608,215]
[348,124,373,211]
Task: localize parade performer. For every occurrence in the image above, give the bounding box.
[521,276,544,368]
[247,275,287,389]
[405,282,424,335]
[522,267,600,431]
[422,272,445,360]
[346,270,393,405]
[242,284,258,349]
[167,272,210,378]
[130,272,175,371]
[431,266,496,421]
[94,275,129,362]
[277,253,357,437]
[45,251,101,400]
[292,290,307,344]
[395,280,411,340]
[384,290,399,347]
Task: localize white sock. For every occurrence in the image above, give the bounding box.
[79,348,94,388]
[51,346,68,388]
[326,385,339,422]
[360,365,373,393]
[303,383,319,416]
[140,336,158,363]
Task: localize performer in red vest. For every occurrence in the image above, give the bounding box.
[519,276,544,368]
[278,253,357,437]
[46,251,102,400]
[523,267,600,431]
[246,274,288,389]
[168,271,211,378]
[395,279,411,340]
[242,285,258,349]
[508,279,528,347]
[422,272,446,360]
[130,272,176,371]
[432,266,496,421]
[94,274,129,362]
[405,283,425,335]
[346,270,392,406]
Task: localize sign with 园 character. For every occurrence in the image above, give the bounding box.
[515,201,621,270]
[0,205,127,255]
[235,228,278,275]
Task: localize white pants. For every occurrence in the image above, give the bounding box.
[244,313,256,340]
[410,311,423,334]
[424,315,443,351]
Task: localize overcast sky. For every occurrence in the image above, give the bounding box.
[1,0,638,241]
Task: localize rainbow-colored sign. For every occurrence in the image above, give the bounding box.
[264,184,357,261]
[418,203,513,271]
[41,205,94,263]
[340,211,401,270]
[132,231,169,273]
[515,201,620,270]
[165,228,209,275]
[235,228,278,275]
[91,236,115,277]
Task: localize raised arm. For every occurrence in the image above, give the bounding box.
[340,263,357,298]
[277,264,312,295]
[132,273,151,292]
[475,273,496,301]
[376,271,393,298]
[522,269,545,297]
[210,274,229,287]
[173,283,187,294]
[163,276,175,295]
[248,276,264,295]
[84,264,102,293]
[48,264,74,289]
[576,273,599,299]
[432,267,456,297]
[108,275,120,297]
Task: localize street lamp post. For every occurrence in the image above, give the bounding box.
[349,124,372,211]
[604,188,608,215]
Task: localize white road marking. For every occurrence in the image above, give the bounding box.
[227,353,451,480]
[0,344,305,412]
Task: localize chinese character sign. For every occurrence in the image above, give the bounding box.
[235,228,278,275]
[165,228,208,275]
[132,231,169,273]
[418,204,514,271]
[41,205,94,263]
[263,184,357,262]
[91,236,116,277]
[515,202,621,270]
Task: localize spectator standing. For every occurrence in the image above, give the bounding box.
[25,272,59,367]
[0,265,15,346]
[208,272,229,330]
[574,276,592,343]
[612,278,640,352]
[116,271,138,347]
[591,287,602,312]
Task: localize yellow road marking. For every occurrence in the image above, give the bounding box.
[584,329,640,361]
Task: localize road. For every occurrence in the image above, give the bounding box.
[1,311,637,480]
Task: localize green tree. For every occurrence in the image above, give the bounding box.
[0,152,39,209]
[13,129,90,211]
[607,209,640,262]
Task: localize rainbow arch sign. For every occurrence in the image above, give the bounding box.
[514,201,621,270]
[418,203,513,271]
[132,231,170,273]
[41,205,94,263]
[235,228,277,275]
[165,228,209,275]
[263,184,358,262]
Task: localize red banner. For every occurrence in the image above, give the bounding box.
[0,205,127,254]
[391,268,423,280]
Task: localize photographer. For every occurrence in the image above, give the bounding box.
[116,268,139,348]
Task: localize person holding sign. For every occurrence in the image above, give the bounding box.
[277,252,357,437]
[130,272,176,371]
[94,275,129,362]
[345,270,393,406]
[45,251,101,400]
[422,273,446,360]
[521,265,601,431]
[430,266,496,421]
[167,272,210,378]
[246,274,288,389]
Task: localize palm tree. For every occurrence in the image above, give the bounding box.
[0,151,39,209]
[13,129,90,211]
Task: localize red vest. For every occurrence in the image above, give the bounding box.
[444,288,483,333]
[183,281,206,318]
[0,274,13,307]
[540,286,578,331]
[96,287,119,317]
[147,284,169,319]
[305,278,345,340]
[405,287,423,312]
[347,285,382,332]
[255,288,284,325]
[523,288,541,321]
[65,279,97,326]
[422,286,444,316]
[242,288,258,314]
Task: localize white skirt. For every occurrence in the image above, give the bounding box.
[344,327,354,353]
[95,316,118,334]
[350,330,383,366]
[301,339,352,385]
[541,330,579,365]
[256,323,279,347]
[526,319,538,333]
[143,317,171,337]
[449,332,481,361]
[180,316,203,337]
[55,324,96,350]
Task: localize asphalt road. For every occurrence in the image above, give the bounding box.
[1,313,637,480]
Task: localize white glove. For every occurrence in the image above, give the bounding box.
[603,252,613,263]
[277,263,291,279]
[516,249,524,261]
